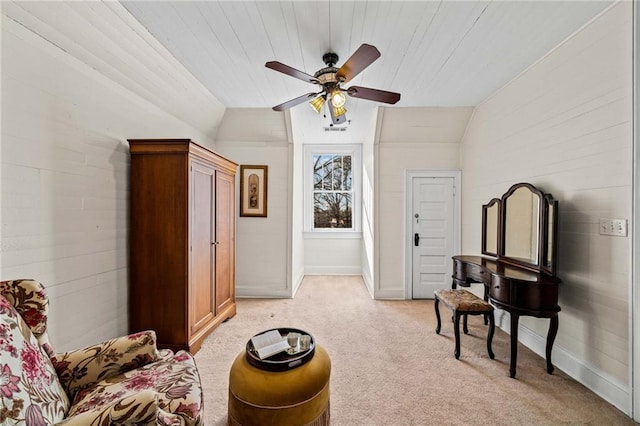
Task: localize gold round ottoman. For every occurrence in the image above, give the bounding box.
[228,345,331,426]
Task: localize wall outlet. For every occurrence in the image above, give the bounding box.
[599,218,627,237]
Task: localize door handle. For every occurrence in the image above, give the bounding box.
[414,233,420,246]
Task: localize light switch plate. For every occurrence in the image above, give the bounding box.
[599,218,627,237]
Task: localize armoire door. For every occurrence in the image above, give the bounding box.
[215,169,235,313]
[190,160,216,334]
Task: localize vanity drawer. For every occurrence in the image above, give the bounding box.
[489,275,510,305]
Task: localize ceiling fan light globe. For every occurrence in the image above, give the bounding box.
[309,96,325,113]
[330,91,346,108]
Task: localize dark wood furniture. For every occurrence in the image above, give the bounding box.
[452,183,560,378]
[128,139,237,354]
[434,289,495,360]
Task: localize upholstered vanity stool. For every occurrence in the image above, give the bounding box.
[228,345,331,426]
[434,288,495,360]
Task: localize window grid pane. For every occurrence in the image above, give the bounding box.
[312,153,353,229]
[314,192,353,228]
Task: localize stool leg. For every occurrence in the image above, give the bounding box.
[434,297,442,334]
[454,310,461,359]
[487,311,495,359]
[463,314,469,334]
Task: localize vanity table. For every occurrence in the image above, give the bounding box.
[452,183,561,378]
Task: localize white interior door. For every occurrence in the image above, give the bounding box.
[411,177,455,299]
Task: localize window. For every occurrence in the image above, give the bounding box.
[304,145,361,235]
[313,154,352,228]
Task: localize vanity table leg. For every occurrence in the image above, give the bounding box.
[546,315,559,374]
[487,312,495,359]
[509,313,520,378]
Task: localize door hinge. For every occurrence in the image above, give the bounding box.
[453,185,456,196]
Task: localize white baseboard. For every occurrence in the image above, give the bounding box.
[236,286,291,298]
[362,269,374,298]
[495,311,631,416]
[373,289,405,300]
[291,271,305,298]
[304,266,361,275]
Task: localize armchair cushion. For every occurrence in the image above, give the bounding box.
[51,330,161,400]
[0,294,70,424]
[64,351,202,425]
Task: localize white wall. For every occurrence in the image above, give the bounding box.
[290,128,305,295]
[304,238,362,275]
[215,109,292,297]
[461,2,632,413]
[1,2,225,351]
[361,109,382,296]
[375,107,473,299]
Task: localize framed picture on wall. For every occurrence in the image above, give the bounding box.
[240,165,268,217]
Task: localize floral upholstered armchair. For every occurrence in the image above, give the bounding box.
[0,279,203,425]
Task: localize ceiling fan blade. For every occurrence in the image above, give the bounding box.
[265,61,320,85]
[272,92,318,111]
[328,104,347,125]
[347,86,401,104]
[336,44,381,83]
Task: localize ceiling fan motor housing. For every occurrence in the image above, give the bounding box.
[314,67,339,85]
[322,52,339,67]
[314,52,342,86]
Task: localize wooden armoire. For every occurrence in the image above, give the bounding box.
[128,139,237,353]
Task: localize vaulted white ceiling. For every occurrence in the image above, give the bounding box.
[121,1,613,139]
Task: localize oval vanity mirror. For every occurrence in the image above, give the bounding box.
[480,183,557,275]
[501,183,542,269]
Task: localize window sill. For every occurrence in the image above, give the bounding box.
[303,231,362,239]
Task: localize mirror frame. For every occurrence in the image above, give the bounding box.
[542,194,559,275]
[481,182,558,276]
[500,183,544,271]
[481,198,501,257]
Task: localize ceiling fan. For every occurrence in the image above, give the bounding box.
[265,44,401,125]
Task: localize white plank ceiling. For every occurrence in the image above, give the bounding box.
[120,1,613,139]
[122,1,612,107]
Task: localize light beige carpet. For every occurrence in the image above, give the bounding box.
[195,276,633,425]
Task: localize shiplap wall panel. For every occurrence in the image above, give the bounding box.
[291,139,305,295]
[460,2,631,390]
[214,109,291,297]
[361,111,379,296]
[377,144,460,297]
[380,107,473,144]
[1,3,224,351]
[375,107,472,298]
[304,238,362,275]
[216,108,288,142]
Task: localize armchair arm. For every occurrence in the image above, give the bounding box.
[60,389,199,425]
[51,330,162,399]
